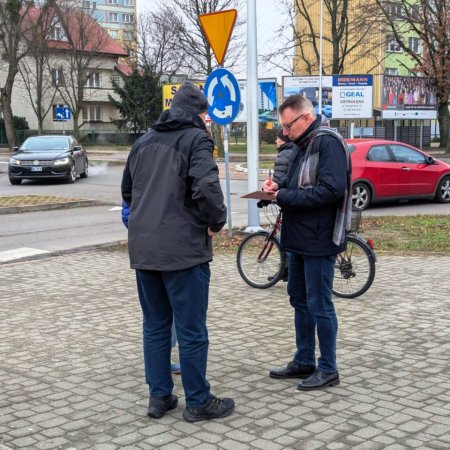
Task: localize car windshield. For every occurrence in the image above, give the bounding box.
[21,137,70,151]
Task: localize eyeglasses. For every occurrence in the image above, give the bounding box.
[281,113,308,130]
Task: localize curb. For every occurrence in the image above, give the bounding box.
[0,199,112,215]
[0,240,128,265]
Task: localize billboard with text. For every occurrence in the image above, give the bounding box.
[382,75,437,119]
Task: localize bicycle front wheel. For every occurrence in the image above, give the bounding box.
[237,231,285,289]
[333,235,376,298]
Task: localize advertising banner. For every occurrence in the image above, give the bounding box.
[234,78,278,123]
[282,76,333,118]
[381,75,437,119]
[332,75,373,119]
[162,82,205,110]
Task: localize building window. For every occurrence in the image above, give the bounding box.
[384,68,398,75]
[386,35,402,52]
[85,72,101,88]
[108,0,118,4]
[51,68,65,86]
[50,25,67,41]
[123,0,134,5]
[83,105,102,122]
[83,1,90,8]
[109,30,119,39]
[111,73,123,87]
[109,12,118,22]
[388,3,403,19]
[123,14,134,24]
[123,31,133,40]
[408,37,420,53]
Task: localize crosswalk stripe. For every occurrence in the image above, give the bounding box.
[0,247,49,263]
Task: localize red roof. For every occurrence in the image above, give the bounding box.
[115,63,134,77]
[24,6,128,57]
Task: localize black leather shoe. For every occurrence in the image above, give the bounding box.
[147,394,178,419]
[297,370,340,390]
[269,361,316,379]
[183,395,235,422]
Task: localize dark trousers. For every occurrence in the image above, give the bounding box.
[135,263,211,407]
[287,253,338,373]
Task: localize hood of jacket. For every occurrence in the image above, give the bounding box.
[153,107,207,133]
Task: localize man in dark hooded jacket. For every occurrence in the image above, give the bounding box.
[121,82,234,422]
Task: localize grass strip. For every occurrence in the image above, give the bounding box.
[213,215,450,255]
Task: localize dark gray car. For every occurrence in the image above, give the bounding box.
[8,135,88,185]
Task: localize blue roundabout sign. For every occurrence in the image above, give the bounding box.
[204,68,241,125]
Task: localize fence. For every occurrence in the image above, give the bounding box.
[0,123,434,149]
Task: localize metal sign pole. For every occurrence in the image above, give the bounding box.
[394,120,397,141]
[246,0,260,231]
[223,124,232,237]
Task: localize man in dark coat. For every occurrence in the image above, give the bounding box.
[262,94,351,390]
[121,82,234,422]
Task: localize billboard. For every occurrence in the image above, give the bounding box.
[234,78,278,123]
[162,82,205,110]
[282,76,333,118]
[332,75,373,119]
[381,75,437,120]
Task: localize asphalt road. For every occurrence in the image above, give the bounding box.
[1,162,450,263]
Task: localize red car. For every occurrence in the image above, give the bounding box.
[347,139,450,210]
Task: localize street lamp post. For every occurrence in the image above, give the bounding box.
[318,0,323,115]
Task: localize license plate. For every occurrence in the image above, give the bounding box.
[31,166,42,172]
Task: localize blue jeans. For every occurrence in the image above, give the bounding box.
[135,263,211,407]
[287,253,338,373]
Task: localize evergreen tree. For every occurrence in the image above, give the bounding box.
[109,69,162,133]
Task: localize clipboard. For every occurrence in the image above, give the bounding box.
[241,191,275,200]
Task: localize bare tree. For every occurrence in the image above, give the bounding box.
[0,0,36,148]
[135,10,185,79]
[262,0,383,76]
[18,3,58,134]
[51,3,125,136]
[372,0,450,151]
[153,0,244,79]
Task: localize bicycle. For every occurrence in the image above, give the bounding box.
[236,203,377,298]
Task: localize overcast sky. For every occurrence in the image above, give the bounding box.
[135,0,288,81]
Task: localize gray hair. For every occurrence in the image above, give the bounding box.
[279,94,316,118]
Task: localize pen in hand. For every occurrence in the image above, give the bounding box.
[268,169,272,186]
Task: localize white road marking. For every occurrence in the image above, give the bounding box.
[0,247,49,263]
[109,206,122,211]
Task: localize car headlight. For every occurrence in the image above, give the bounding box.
[9,158,21,165]
[53,157,70,166]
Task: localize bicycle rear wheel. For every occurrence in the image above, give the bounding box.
[237,231,285,289]
[333,235,376,298]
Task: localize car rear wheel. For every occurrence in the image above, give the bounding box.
[352,182,371,211]
[66,163,77,183]
[435,176,450,203]
[9,177,22,185]
[80,159,88,178]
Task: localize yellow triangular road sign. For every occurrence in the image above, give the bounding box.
[199,9,237,67]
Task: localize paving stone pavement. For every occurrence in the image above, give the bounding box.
[1,249,450,450]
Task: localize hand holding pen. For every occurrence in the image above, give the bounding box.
[262,169,279,196]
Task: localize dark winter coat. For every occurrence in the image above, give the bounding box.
[273,142,295,184]
[276,116,348,256]
[121,107,226,271]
